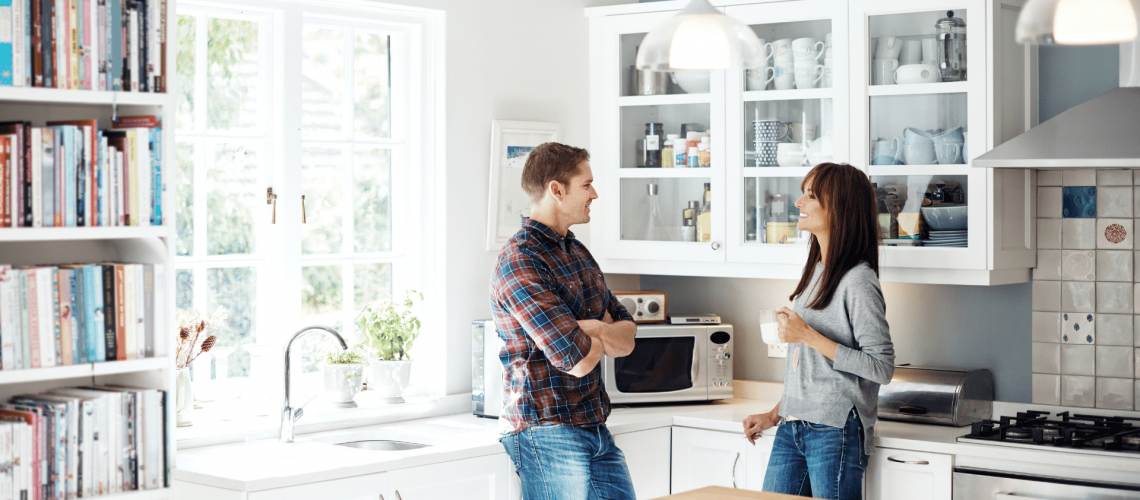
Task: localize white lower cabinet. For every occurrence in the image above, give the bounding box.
[614,427,672,499]
[671,427,773,493]
[865,447,952,500]
[386,454,512,500]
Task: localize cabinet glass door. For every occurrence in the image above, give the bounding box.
[852,0,986,267]
[724,0,848,265]
[602,12,726,263]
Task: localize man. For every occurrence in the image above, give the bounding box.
[490,142,638,500]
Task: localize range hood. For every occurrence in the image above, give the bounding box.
[975,36,1140,169]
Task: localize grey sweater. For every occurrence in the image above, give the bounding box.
[780,262,895,454]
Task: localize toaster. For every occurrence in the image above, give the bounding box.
[877,366,994,426]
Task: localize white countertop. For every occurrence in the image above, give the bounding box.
[173,395,1140,492]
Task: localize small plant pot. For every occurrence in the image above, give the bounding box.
[323,364,365,408]
[369,359,412,403]
[176,368,193,427]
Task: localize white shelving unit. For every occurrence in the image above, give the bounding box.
[0,2,177,498]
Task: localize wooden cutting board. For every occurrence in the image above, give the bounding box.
[651,486,813,500]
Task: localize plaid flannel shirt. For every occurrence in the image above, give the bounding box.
[490,218,634,435]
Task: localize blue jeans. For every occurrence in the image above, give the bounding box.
[762,409,869,500]
[501,424,636,500]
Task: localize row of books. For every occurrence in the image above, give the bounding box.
[0,116,163,228]
[0,385,169,499]
[0,0,167,92]
[0,263,165,370]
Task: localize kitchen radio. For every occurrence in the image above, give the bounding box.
[613,291,667,323]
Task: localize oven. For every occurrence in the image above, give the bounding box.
[953,467,1140,499]
[602,324,733,404]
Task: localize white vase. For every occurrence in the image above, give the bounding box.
[323,364,365,408]
[369,359,412,403]
[176,368,193,427]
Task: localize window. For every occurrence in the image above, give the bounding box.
[174,0,440,433]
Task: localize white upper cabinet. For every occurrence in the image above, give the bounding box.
[586,0,1037,285]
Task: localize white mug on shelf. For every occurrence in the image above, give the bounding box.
[900,40,923,65]
[793,59,824,89]
[822,62,833,88]
[825,32,833,47]
[771,38,795,62]
[872,59,898,85]
[773,61,796,90]
[746,67,776,91]
[875,36,903,60]
[921,37,939,64]
[792,37,826,62]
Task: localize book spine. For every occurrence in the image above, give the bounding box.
[40,0,49,87]
[25,269,40,369]
[73,267,85,364]
[96,0,103,90]
[22,0,30,87]
[36,267,54,367]
[118,147,127,226]
[0,265,15,370]
[11,0,23,87]
[133,128,147,226]
[146,264,158,358]
[126,3,134,92]
[31,0,41,86]
[82,266,101,363]
[98,134,106,227]
[6,135,14,227]
[150,126,159,225]
[32,128,46,228]
[56,269,71,366]
[51,269,61,367]
[131,264,141,359]
[100,265,114,362]
[18,271,28,369]
[51,0,60,89]
[67,268,77,366]
[1,136,8,227]
[65,126,77,227]
[114,264,125,360]
[0,0,14,86]
[107,0,117,90]
[126,130,137,226]
[68,0,76,89]
[19,124,30,227]
[82,0,90,90]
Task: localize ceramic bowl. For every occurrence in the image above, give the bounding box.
[921,205,969,231]
[894,63,940,84]
[776,143,807,167]
[671,71,711,94]
[903,127,935,145]
[933,126,965,144]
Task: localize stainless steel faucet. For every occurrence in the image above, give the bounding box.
[280,325,348,443]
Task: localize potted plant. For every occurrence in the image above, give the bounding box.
[357,290,423,403]
[323,347,366,408]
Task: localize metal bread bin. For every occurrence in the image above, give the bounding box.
[877,366,994,426]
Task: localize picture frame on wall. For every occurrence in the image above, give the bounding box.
[486,120,562,251]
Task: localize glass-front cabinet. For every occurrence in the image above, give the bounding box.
[587,0,1036,284]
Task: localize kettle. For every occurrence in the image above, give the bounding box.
[935,11,966,82]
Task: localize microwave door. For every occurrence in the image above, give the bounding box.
[604,326,708,404]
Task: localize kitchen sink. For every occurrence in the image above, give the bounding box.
[334,440,431,451]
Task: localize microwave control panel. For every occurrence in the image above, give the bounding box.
[708,328,733,398]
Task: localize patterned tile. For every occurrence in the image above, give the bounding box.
[1097,186,1133,218]
[1062,344,1096,375]
[1096,250,1133,282]
[1033,374,1060,405]
[1033,281,1061,312]
[1061,311,1095,344]
[1097,218,1133,250]
[1096,346,1134,378]
[1038,219,1062,249]
[1062,375,1096,407]
[1039,170,1062,186]
[1097,170,1133,186]
[1061,250,1095,281]
[1038,187,1063,218]
[1062,282,1096,313]
[1097,282,1133,314]
[1096,377,1135,410]
[1062,186,1097,218]
[1034,250,1062,281]
[1096,314,1133,346]
[1033,342,1060,374]
[1062,219,1097,249]
[1063,169,1096,186]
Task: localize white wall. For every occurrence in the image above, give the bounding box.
[369,0,626,396]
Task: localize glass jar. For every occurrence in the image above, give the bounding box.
[644,123,665,168]
[935,11,966,82]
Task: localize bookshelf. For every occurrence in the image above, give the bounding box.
[0,0,177,497]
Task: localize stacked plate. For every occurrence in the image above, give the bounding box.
[924,229,967,247]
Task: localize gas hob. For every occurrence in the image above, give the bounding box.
[956,410,1140,458]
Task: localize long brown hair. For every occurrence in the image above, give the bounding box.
[789,163,881,310]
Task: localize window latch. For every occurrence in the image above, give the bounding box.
[267,187,278,224]
[301,195,307,224]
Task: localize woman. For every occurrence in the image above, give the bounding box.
[742,162,896,500]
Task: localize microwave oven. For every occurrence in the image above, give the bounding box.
[473,321,733,417]
[603,324,733,404]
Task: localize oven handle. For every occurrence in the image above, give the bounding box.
[887,457,929,465]
[996,493,1050,500]
[691,348,699,384]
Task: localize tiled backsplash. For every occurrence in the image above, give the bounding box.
[1032,169,1140,410]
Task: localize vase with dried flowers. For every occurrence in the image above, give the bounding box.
[174,308,227,426]
[357,290,422,403]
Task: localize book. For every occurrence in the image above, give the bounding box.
[62,263,87,364]
[41,0,50,87]
[107,0,118,91]
[17,271,29,370]
[0,0,14,86]
[25,268,41,368]
[81,265,102,363]
[133,263,144,359]
[101,264,116,361]
[47,119,98,226]
[145,263,159,358]
[0,265,17,369]
[114,263,126,360]
[52,267,63,366]
[35,127,51,227]
[32,0,43,86]
[10,0,24,87]
[23,393,78,498]
[35,266,56,367]
[0,123,29,227]
[1,135,8,227]
[57,268,73,365]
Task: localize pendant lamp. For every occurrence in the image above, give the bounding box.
[1016,0,1138,45]
[634,0,766,71]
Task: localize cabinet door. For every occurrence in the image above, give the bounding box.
[388,454,511,500]
[245,472,389,500]
[742,431,775,491]
[670,427,748,494]
[865,447,952,500]
[613,426,672,499]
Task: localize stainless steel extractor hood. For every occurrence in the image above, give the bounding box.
[975,28,1140,169]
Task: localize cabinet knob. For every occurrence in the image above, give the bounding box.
[711,241,721,250]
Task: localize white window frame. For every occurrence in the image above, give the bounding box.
[174,0,445,445]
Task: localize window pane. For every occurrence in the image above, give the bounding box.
[302,27,347,139]
[301,145,345,255]
[207,143,258,256]
[207,18,261,133]
[353,32,390,139]
[354,147,391,253]
[176,142,194,256]
[301,265,343,372]
[353,262,391,309]
[176,269,194,315]
[176,14,197,131]
[208,267,255,378]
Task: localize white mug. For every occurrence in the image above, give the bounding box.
[793,59,824,89]
[790,123,816,144]
[822,63,833,88]
[875,36,903,60]
[792,37,826,62]
[901,143,936,165]
[900,40,923,65]
[921,38,939,64]
[755,38,774,68]
[772,62,795,90]
[825,33,833,47]
[872,59,898,85]
[771,38,795,61]
[746,67,776,91]
[759,310,783,345]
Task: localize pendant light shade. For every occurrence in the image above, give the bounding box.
[635,0,766,71]
[1016,0,1138,45]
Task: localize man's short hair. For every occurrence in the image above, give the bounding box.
[521,142,590,204]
